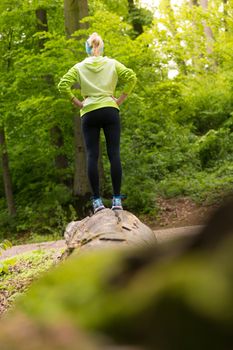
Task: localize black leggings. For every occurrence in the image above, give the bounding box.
[81,107,122,198]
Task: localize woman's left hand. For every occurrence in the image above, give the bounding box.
[112,93,128,106]
[112,96,118,104]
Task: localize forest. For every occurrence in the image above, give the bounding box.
[0,0,233,239]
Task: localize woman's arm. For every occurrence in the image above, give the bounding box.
[115,60,137,97]
[71,96,83,108]
[57,65,81,102]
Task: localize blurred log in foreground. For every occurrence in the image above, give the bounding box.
[0,198,233,350]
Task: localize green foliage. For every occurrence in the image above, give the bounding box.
[0,239,12,251]
[157,161,233,203]
[178,72,233,134]
[0,239,13,275]
[0,0,233,237]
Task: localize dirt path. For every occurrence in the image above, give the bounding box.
[0,240,66,261]
[154,225,202,243]
[0,225,203,261]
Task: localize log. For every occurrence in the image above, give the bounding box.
[64,209,157,254]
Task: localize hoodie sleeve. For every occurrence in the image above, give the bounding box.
[57,65,80,100]
[114,60,137,95]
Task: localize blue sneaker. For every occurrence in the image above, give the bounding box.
[92,198,105,213]
[111,196,123,210]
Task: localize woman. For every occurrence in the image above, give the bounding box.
[58,33,137,213]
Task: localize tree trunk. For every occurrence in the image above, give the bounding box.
[36,8,69,184]
[0,17,16,216]
[50,126,69,185]
[128,0,143,37]
[64,0,88,38]
[0,127,16,216]
[189,0,215,68]
[164,0,188,75]
[199,0,215,54]
[35,8,48,49]
[63,0,105,207]
[73,114,90,196]
[64,209,157,255]
[163,0,176,35]
[189,0,198,5]
[222,0,228,32]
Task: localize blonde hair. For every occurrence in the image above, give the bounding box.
[87,32,104,56]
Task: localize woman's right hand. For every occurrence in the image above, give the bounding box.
[72,97,83,109]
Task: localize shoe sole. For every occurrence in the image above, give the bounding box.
[111,206,123,210]
[94,206,105,213]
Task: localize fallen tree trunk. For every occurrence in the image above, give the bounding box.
[64,209,157,255]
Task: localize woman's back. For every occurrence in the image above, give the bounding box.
[76,56,118,97]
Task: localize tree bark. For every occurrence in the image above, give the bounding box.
[73,114,90,196]
[189,0,198,5]
[0,127,16,216]
[64,0,88,38]
[63,0,89,195]
[199,0,215,54]
[189,0,215,68]
[64,209,157,255]
[222,0,228,32]
[50,125,69,171]
[35,8,48,49]
[128,0,143,37]
[163,0,188,75]
[36,8,69,183]
[0,17,16,216]
[63,0,105,204]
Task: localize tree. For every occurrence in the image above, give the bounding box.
[189,0,198,5]
[0,1,17,216]
[63,0,92,204]
[128,0,143,36]
[222,0,229,32]
[36,7,69,185]
[127,0,153,38]
[64,0,88,37]
[200,0,215,54]
[158,0,188,75]
[0,127,16,216]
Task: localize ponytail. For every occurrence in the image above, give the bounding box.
[85,32,104,56]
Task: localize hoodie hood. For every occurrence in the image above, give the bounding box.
[82,56,109,73]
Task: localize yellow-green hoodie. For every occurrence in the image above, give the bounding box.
[58,56,137,117]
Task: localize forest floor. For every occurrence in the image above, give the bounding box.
[143,197,219,230]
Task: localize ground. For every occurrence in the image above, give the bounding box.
[143,197,219,230]
[0,249,63,316]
